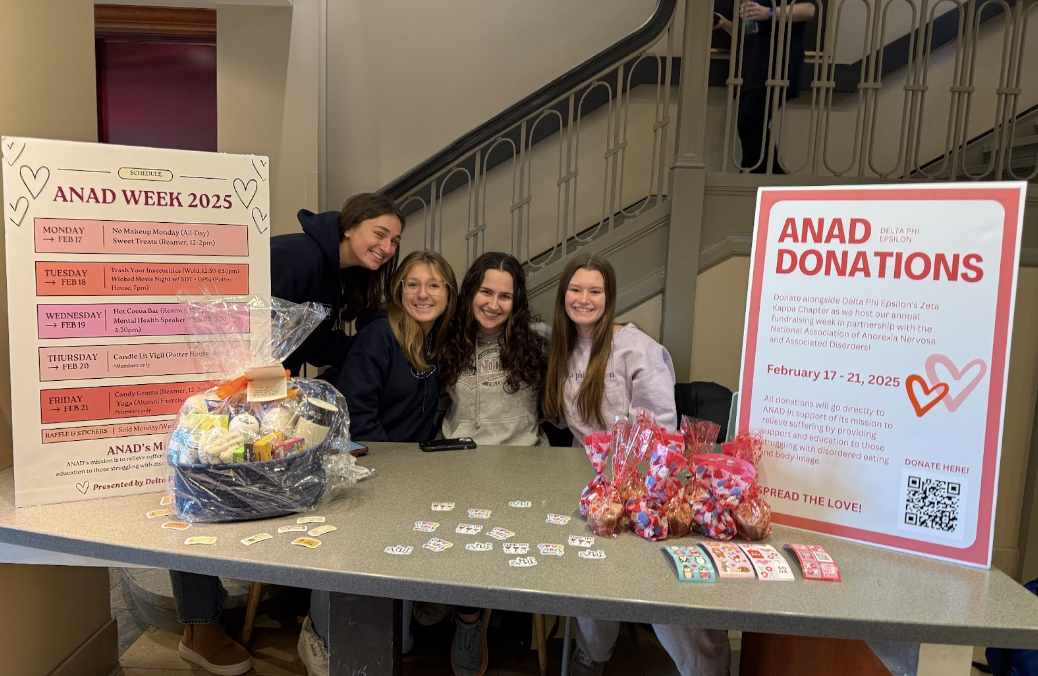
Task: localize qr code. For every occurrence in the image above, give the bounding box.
[903,475,961,533]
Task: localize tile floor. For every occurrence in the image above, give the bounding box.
[104,569,991,676]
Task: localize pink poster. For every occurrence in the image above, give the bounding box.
[2,137,271,507]
[738,184,1027,567]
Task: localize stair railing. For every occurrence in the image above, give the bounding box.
[380,0,679,271]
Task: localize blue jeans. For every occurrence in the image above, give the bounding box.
[169,571,334,648]
[170,573,416,653]
[168,571,227,625]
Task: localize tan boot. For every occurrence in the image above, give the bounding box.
[179,622,253,675]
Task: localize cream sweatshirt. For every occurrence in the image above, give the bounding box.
[562,324,677,444]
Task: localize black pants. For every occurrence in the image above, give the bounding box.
[737,88,786,174]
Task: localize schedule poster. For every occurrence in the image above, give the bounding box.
[2,137,271,507]
[737,183,1026,567]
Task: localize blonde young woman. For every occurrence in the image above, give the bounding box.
[297,250,458,676]
[543,253,730,676]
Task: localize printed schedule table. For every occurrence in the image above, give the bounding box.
[0,443,1036,675]
[3,137,270,508]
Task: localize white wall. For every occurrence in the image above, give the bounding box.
[0,5,117,674]
[218,1,320,236]
[324,0,658,208]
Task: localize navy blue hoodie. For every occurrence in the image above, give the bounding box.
[336,317,440,443]
[270,210,349,376]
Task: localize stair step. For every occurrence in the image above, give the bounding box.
[981,134,1038,157]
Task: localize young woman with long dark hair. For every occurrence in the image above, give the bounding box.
[430,251,548,676]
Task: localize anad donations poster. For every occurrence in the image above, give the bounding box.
[738,184,1026,567]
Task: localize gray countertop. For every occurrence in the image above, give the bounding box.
[1,443,1037,648]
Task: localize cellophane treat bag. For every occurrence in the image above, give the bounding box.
[580,431,612,517]
[689,452,757,540]
[723,431,772,540]
[164,296,367,523]
[629,443,688,542]
[680,415,721,462]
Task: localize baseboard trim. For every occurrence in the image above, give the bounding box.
[48,617,118,676]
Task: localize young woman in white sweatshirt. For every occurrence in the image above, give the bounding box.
[432,251,550,676]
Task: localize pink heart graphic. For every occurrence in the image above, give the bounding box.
[924,355,987,413]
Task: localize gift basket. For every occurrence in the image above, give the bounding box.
[165,296,363,523]
[577,410,772,542]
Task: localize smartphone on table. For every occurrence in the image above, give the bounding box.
[419,437,477,452]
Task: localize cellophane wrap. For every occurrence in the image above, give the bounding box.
[629,443,687,542]
[690,452,757,540]
[723,431,772,540]
[164,296,366,523]
[680,415,721,462]
[580,431,611,517]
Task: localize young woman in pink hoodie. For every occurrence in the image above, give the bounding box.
[543,253,731,676]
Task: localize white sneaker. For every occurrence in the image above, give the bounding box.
[297,615,330,676]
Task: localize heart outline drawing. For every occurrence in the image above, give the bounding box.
[252,158,268,182]
[233,177,258,209]
[906,374,948,418]
[8,197,28,227]
[20,165,50,199]
[924,355,988,412]
[251,206,268,234]
[3,140,26,166]
[75,481,89,494]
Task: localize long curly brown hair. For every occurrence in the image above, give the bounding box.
[438,252,548,394]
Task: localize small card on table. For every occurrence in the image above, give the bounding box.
[240,533,272,546]
[663,545,716,583]
[185,536,217,546]
[508,556,538,567]
[431,502,456,511]
[739,544,795,581]
[699,541,756,579]
[786,544,841,582]
[578,550,606,560]
[456,524,483,535]
[423,538,453,552]
[414,521,440,532]
[487,527,515,540]
[503,543,529,554]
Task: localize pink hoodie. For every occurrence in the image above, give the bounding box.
[562,324,677,444]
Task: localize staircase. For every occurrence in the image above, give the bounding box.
[376,0,1038,367]
[938,106,1038,181]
